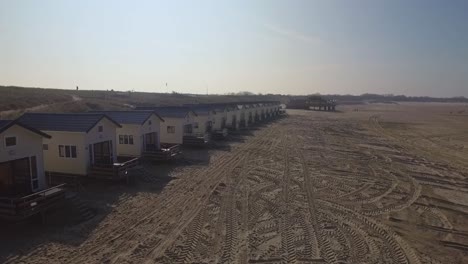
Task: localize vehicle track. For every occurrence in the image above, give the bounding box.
[8,111,467,263]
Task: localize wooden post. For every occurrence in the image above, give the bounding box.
[41,211,46,224]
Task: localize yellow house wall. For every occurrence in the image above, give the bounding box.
[0,125,47,190]
[85,118,119,167]
[160,112,194,144]
[116,124,141,157]
[42,131,87,175]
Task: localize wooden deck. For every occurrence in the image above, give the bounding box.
[183,133,210,146]
[88,157,140,180]
[143,144,181,161]
[212,128,229,139]
[0,184,67,221]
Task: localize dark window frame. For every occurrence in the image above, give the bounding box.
[59,145,65,157]
[5,136,16,147]
[59,145,77,158]
[167,126,175,134]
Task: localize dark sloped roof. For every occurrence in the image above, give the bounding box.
[0,120,51,138]
[134,106,196,118]
[17,113,121,133]
[90,111,164,124]
[0,120,12,130]
[183,104,216,116]
[185,103,233,113]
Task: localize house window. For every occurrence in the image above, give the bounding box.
[193,122,199,129]
[183,124,192,134]
[167,126,175,134]
[148,120,152,125]
[119,135,134,145]
[98,126,103,132]
[43,144,49,150]
[31,156,39,189]
[59,145,77,158]
[5,136,16,147]
[65,146,71,157]
[71,146,77,157]
[59,145,65,157]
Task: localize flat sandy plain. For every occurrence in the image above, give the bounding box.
[2,102,468,263]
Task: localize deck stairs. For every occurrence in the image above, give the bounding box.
[67,192,95,223]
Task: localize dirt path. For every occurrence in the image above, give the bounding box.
[4,110,468,263]
[0,94,80,118]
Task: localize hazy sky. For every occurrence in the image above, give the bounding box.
[1,0,467,97]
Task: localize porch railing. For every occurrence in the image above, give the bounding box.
[89,157,139,180]
[143,144,181,160]
[0,184,67,220]
[183,132,210,139]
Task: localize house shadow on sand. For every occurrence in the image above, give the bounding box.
[0,157,183,262]
[0,136,242,262]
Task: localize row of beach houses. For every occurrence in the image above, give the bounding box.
[0,101,281,221]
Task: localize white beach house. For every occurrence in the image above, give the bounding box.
[17,113,132,180]
[0,120,66,220]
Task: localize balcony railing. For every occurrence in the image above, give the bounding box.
[89,157,139,180]
[0,184,67,220]
[183,132,210,146]
[143,144,181,160]
[184,132,210,139]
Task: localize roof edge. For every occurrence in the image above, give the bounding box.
[86,115,122,133]
[3,120,52,139]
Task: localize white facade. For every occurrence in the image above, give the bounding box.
[160,112,196,144]
[0,124,47,192]
[116,114,162,157]
[212,109,228,131]
[192,112,214,135]
[252,106,260,123]
[235,107,245,128]
[245,107,254,125]
[225,108,238,130]
[42,118,119,176]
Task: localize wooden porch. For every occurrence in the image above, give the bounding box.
[0,184,67,221]
[183,132,210,146]
[143,144,181,161]
[88,157,139,180]
[212,128,229,139]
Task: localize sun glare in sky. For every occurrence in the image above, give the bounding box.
[1,0,467,97]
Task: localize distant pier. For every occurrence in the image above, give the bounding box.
[286,96,336,111]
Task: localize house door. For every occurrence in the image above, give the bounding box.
[221,118,226,129]
[93,140,113,165]
[0,158,32,195]
[183,124,193,134]
[30,156,39,192]
[206,121,212,133]
[145,132,158,151]
[231,115,237,129]
[0,161,13,195]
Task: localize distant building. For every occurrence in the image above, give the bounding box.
[91,111,165,159]
[286,96,336,111]
[135,106,197,145]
